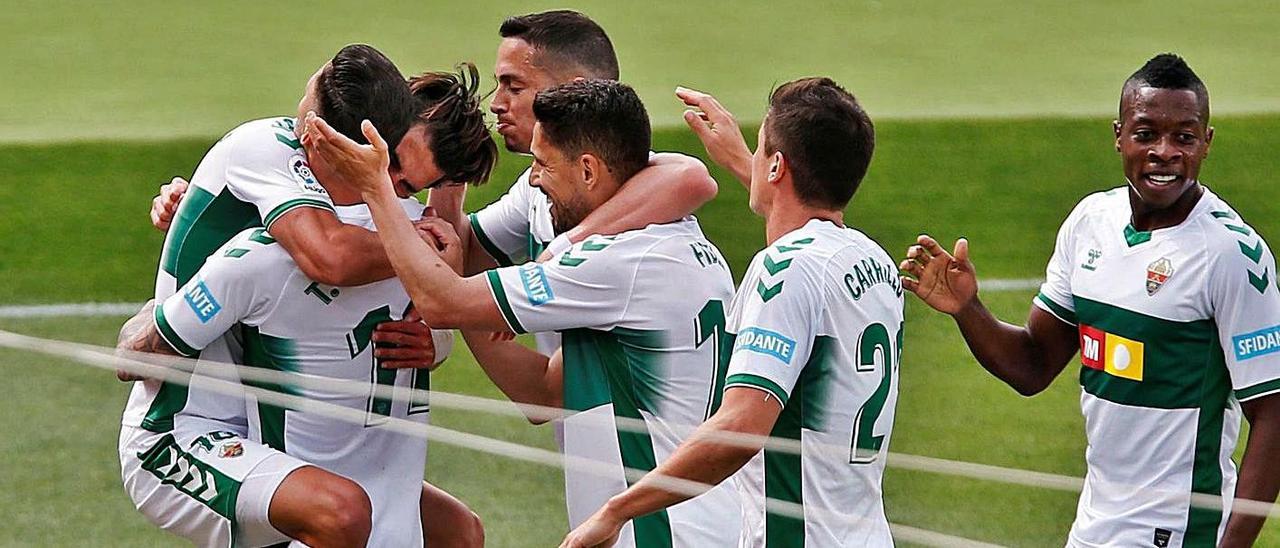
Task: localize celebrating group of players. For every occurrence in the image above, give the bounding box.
[114,8,1280,548]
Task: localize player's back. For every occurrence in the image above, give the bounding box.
[215,217,428,547]
[155,117,331,300]
[727,219,904,547]
[128,116,335,435]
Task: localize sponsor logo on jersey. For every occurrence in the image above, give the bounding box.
[1233,324,1280,361]
[184,279,222,324]
[1146,257,1174,296]
[1079,324,1144,381]
[733,327,796,365]
[218,442,243,459]
[519,263,555,306]
[1153,528,1172,547]
[289,155,328,196]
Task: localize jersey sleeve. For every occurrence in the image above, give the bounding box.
[154,235,284,356]
[723,254,825,405]
[1034,201,1083,325]
[468,169,535,266]
[482,236,640,334]
[224,124,335,231]
[1210,232,1280,402]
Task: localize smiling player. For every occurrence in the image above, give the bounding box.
[901,54,1280,547]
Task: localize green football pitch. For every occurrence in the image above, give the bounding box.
[3,1,1280,546]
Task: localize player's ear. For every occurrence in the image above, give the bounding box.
[1112,120,1122,152]
[768,151,786,184]
[579,153,598,188]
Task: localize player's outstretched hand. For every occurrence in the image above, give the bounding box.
[560,507,624,548]
[374,308,440,370]
[301,112,391,196]
[900,235,979,315]
[676,86,751,186]
[414,217,464,274]
[151,177,189,232]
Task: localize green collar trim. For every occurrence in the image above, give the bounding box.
[1124,223,1152,247]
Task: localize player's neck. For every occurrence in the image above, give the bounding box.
[764,197,843,245]
[1128,183,1204,232]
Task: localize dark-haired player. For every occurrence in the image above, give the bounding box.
[118,52,497,546]
[901,53,1280,547]
[563,77,900,548]
[305,79,743,548]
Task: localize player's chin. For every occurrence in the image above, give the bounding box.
[394,182,417,198]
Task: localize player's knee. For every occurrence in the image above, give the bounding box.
[306,478,372,546]
[458,509,485,548]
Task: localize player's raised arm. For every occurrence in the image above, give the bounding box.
[676,86,752,187]
[901,234,1078,395]
[303,114,509,332]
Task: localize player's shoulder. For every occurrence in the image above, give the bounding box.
[1193,188,1274,260]
[1066,186,1130,225]
[220,117,306,166]
[205,227,297,279]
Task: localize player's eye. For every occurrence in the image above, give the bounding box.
[1133,129,1154,141]
[1177,133,1198,144]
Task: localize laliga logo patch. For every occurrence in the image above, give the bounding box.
[1145,257,1174,296]
[219,441,243,459]
[289,156,328,196]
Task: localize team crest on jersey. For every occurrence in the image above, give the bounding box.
[1079,324,1145,381]
[218,442,243,459]
[289,155,328,196]
[1145,257,1174,296]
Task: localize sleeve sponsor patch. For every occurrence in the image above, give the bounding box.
[519,263,555,306]
[733,327,796,365]
[1233,325,1280,361]
[184,279,222,324]
[289,155,328,196]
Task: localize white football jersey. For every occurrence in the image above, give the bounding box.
[486,218,743,547]
[469,167,560,354]
[1035,186,1280,547]
[155,204,437,547]
[126,117,335,433]
[726,220,903,548]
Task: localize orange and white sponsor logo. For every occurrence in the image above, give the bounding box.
[1079,324,1145,381]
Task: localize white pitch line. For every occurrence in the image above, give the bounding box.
[0,280,1045,319]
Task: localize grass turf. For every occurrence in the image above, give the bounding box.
[4,0,1280,142]
[3,116,1280,545]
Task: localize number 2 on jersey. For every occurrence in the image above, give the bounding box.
[850,321,901,464]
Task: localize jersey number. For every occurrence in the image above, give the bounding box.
[347,307,429,424]
[850,322,901,464]
[694,299,732,420]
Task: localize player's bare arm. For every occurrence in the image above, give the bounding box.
[541,152,717,260]
[901,234,1078,395]
[114,300,178,381]
[676,87,752,187]
[1220,393,1280,547]
[461,333,563,422]
[561,387,782,548]
[145,175,397,287]
[303,115,508,332]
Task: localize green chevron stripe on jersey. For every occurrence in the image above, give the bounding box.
[1074,296,1221,409]
[561,327,674,547]
[763,337,837,547]
[242,326,303,451]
